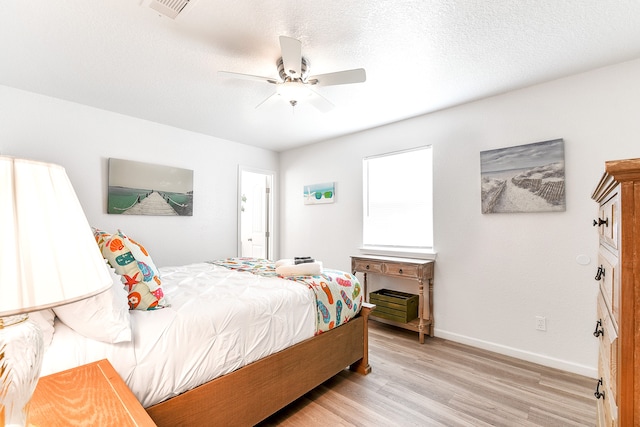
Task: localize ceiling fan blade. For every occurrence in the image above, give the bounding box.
[307,68,366,86]
[218,71,278,84]
[308,89,335,113]
[279,36,302,77]
[255,92,280,109]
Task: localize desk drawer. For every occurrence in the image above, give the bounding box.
[382,262,420,279]
[352,259,383,274]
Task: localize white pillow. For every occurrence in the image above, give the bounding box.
[275,261,323,277]
[53,266,132,343]
[29,309,55,350]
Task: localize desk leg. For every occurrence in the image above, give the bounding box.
[363,272,368,302]
[428,279,434,336]
[418,279,425,344]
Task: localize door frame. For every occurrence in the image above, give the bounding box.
[237,165,276,260]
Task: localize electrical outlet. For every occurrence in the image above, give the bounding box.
[535,316,547,331]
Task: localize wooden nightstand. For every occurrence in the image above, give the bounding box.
[28,359,156,427]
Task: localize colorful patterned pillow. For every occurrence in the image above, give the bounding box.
[96,228,167,310]
[93,227,111,250]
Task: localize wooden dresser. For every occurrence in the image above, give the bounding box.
[591,158,640,426]
[351,255,434,344]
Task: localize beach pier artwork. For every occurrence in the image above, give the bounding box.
[108,158,194,216]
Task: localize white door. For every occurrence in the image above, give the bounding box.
[239,168,274,259]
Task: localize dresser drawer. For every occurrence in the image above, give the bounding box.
[597,192,619,251]
[352,259,383,274]
[597,354,619,427]
[596,291,618,404]
[597,248,619,328]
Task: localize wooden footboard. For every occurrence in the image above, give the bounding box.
[146,303,373,426]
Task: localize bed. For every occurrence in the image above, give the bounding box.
[35,251,373,426]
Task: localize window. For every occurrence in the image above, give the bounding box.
[362,146,433,254]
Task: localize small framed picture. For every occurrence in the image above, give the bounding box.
[304,182,335,205]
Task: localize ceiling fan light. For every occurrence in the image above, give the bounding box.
[277,81,309,103]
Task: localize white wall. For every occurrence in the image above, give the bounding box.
[279,58,640,377]
[0,85,279,267]
[4,57,639,377]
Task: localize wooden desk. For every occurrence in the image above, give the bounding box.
[28,359,156,427]
[351,255,434,343]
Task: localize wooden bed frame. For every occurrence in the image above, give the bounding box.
[146,303,374,426]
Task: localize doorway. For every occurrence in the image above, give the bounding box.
[238,166,275,260]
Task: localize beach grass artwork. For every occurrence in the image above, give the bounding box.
[480,139,565,214]
[108,158,194,216]
[304,182,335,205]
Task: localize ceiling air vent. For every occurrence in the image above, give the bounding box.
[148,0,191,19]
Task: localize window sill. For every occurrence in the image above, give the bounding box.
[359,246,437,260]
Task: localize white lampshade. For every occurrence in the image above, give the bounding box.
[0,156,112,316]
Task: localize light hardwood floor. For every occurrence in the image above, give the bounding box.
[260,321,597,426]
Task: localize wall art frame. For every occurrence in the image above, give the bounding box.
[107,158,194,216]
[304,182,335,205]
[480,138,565,214]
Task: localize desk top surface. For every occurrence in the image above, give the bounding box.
[351,255,435,265]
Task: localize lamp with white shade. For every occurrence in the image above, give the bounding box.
[0,156,112,426]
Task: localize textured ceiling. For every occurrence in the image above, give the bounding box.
[2,1,640,152]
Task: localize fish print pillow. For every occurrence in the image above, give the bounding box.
[95,228,167,310]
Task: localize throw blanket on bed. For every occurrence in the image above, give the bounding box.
[211,258,363,334]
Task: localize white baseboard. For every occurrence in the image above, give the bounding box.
[434,329,597,379]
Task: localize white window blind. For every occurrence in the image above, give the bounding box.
[363,146,433,250]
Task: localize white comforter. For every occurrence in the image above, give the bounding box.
[40,262,317,407]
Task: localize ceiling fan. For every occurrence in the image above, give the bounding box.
[218,36,366,112]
